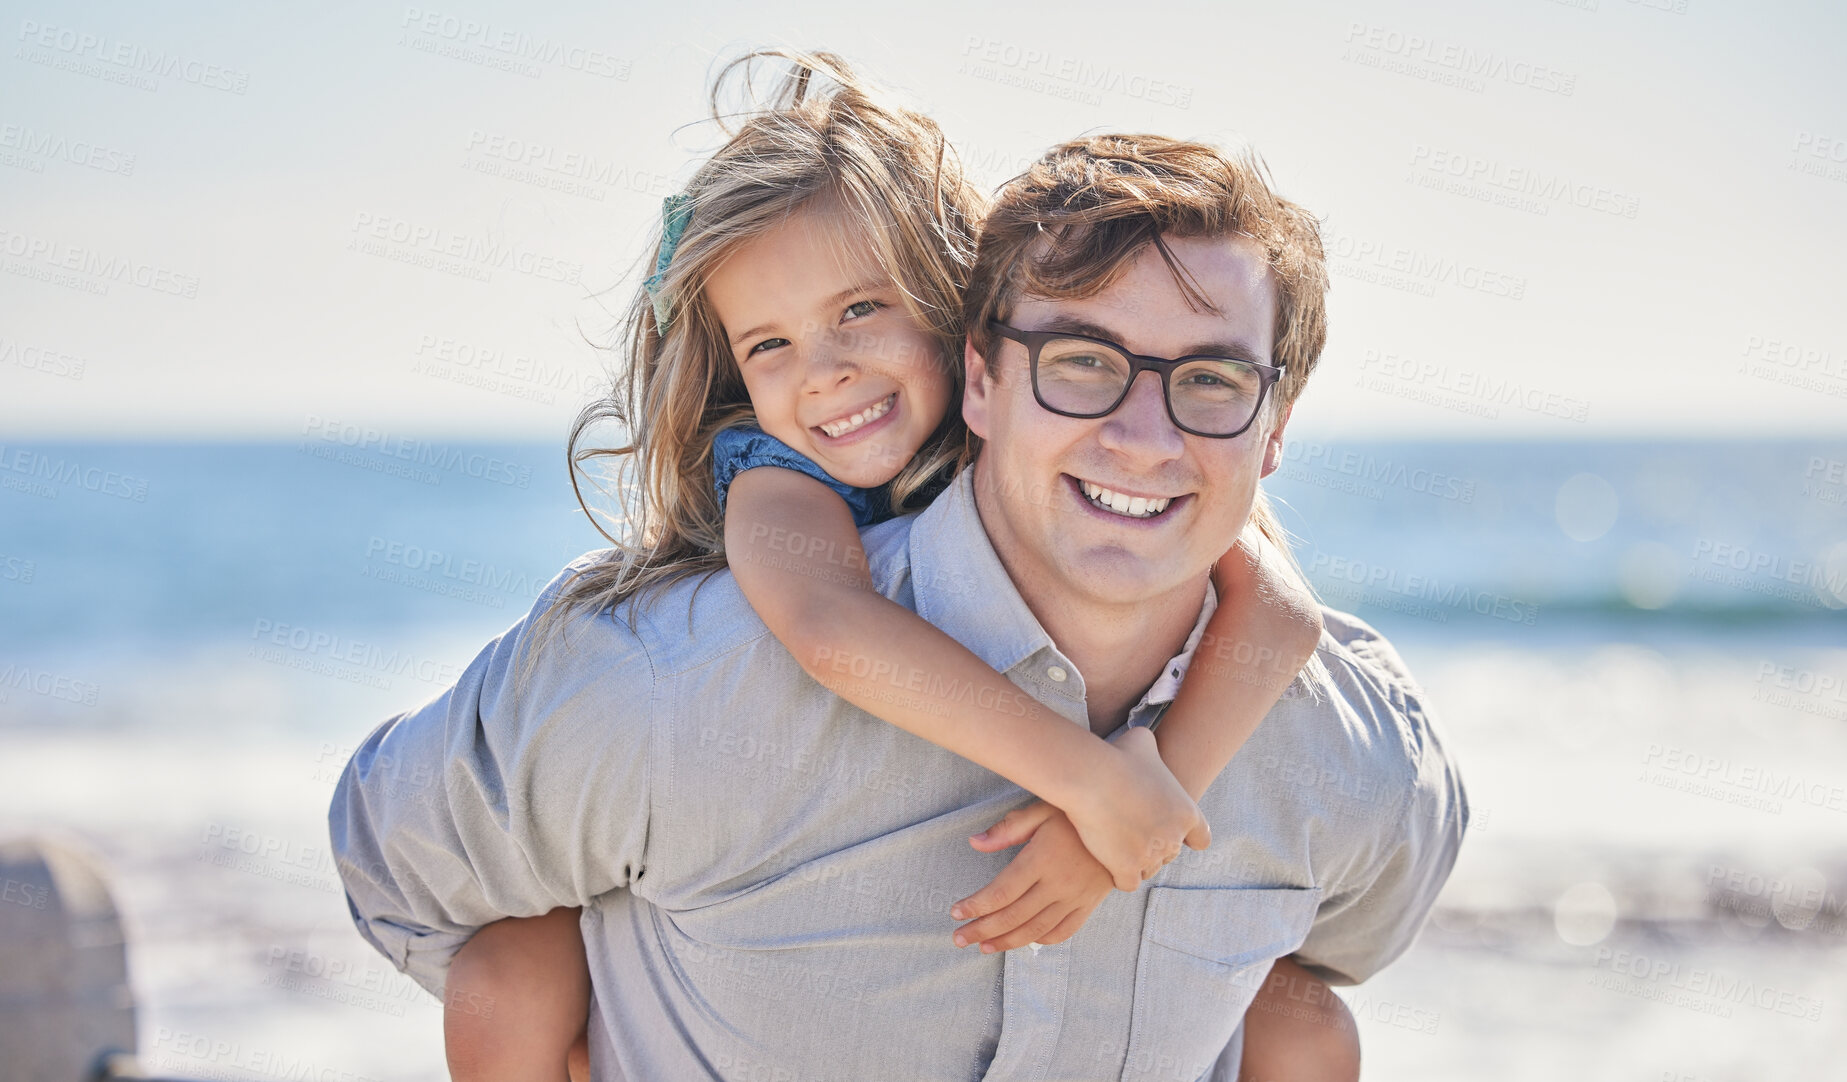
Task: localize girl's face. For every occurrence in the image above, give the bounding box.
[704,202,954,490]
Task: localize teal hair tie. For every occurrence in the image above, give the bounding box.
[643,193,694,331]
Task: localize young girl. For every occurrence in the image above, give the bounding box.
[442,50,1354,1082]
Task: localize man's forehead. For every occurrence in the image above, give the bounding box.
[1008,232,1277,359]
[1019,312,1268,364]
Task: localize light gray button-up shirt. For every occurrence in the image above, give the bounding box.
[331,471,1468,1082]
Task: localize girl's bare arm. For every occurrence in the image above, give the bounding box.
[724,466,1205,889]
[1155,534,1324,802]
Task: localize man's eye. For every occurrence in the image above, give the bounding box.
[843,300,881,321]
[748,337,790,357]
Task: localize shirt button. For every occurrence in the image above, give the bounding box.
[1047,665,1068,683]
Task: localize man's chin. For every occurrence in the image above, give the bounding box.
[1054,549,1205,607]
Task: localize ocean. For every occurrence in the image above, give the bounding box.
[2,438,1843,1079]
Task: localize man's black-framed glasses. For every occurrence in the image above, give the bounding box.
[987,322,1284,439]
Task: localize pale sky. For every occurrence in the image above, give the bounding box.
[2,0,1844,439]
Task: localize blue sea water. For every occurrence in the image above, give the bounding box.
[1,438,1840,656]
[1266,437,1847,634]
[0,440,599,652]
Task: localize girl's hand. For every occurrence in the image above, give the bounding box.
[1064,725,1211,891]
[951,801,1114,953]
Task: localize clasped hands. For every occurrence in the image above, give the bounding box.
[948,725,1208,954]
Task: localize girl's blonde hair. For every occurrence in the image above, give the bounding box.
[547,49,983,637]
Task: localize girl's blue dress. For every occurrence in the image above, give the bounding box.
[710,425,896,528]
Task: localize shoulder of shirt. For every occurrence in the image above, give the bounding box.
[1295,606,1452,816]
[530,518,922,679]
[859,510,919,591]
[1317,607,1426,704]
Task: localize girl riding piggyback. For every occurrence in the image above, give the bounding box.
[444,50,1356,1082]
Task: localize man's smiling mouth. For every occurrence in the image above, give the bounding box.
[1078,479,1176,519]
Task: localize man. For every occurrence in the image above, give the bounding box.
[331,134,1467,1081]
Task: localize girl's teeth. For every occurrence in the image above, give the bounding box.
[820,394,894,438]
[1080,480,1172,519]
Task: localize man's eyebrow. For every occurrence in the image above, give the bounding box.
[729,281,891,348]
[1029,314,1267,362]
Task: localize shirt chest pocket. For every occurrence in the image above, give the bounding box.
[1121,885,1321,1082]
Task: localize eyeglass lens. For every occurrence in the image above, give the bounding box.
[1034,337,1265,435]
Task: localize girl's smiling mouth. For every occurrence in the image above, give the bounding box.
[814,392,898,441]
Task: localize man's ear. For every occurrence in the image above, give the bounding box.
[962,339,993,441]
[1260,404,1293,479]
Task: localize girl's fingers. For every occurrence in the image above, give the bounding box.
[973,901,1071,954]
[1033,906,1095,947]
[950,860,1033,923]
[968,801,1058,853]
[952,883,1052,948]
[1183,817,1212,851]
[1136,836,1187,883]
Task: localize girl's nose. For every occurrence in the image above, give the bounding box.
[800,344,858,393]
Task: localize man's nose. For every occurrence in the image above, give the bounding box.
[1095,371,1185,463]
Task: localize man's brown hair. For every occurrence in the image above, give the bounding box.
[965,133,1328,414]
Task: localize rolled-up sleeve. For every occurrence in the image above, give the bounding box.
[328,560,655,999]
[1293,652,1469,985]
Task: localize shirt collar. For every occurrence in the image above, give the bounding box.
[907,469,1054,679]
[907,470,1218,722]
[1135,578,1218,713]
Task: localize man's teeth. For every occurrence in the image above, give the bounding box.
[818,394,894,438]
[1080,480,1173,519]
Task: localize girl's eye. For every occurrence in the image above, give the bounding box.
[747,337,790,357]
[842,299,881,321]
